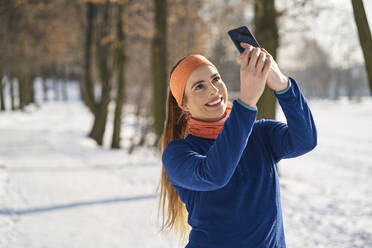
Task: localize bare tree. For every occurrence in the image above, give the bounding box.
[151,0,168,146]
[82,2,96,113]
[351,0,372,95]
[253,0,279,120]
[88,2,118,146]
[111,0,128,149]
[0,62,4,111]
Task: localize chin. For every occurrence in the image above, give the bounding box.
[208,107,227,120]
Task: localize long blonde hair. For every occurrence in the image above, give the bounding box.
[155,57,232,246]
[155,57,191,246]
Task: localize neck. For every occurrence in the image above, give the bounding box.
[186,107,232,139]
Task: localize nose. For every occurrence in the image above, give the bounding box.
[208,81,219,96]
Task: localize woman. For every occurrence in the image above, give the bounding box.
[156,42,317,247]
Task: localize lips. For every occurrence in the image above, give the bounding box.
[206,96,223,106]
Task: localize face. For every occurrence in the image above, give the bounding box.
[180,65,228,122]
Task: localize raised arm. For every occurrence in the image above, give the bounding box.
[162,99,257,191]
[257,77,317,163]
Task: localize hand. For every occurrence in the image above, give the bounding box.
[236,42,271,107]
[238,43,289,92]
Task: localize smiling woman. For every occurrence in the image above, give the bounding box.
[180,64,229,122]
[156,51,317,248]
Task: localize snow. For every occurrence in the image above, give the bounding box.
[0,89,371,247]
[277,97,372,248]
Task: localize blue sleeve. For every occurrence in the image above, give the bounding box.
[236,98,258,111]
[162,99,257,191]
[258,76,317,163]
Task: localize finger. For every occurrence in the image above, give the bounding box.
[238,44,248,62]
[256,52,266,71]
[248,47,261,70]
[265,52,272,63]
[262,55,272,75]
[236,53,244,61]
[241,42,260,51]
[237,42,252,60]
[260,49,271,62]
[254,51,263,69]
[240,42,252,49]
[261,48,273,63]
[240,42,256,55]
[242,45,254,68]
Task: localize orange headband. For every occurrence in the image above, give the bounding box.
[170,54,216,107]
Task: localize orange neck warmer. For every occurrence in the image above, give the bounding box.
[187,106,232,139]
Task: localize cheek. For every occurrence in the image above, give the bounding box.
[187,94,205,110]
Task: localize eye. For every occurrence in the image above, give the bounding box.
[195,84,203,90]
[213,76,221,82]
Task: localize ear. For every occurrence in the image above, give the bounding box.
[179,101,190,112]
[179,92,190,112]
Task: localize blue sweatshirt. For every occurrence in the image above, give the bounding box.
[162,77,317,248]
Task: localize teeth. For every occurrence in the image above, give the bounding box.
[207,97,222,106]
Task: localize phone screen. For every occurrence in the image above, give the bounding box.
[227,26,261,53]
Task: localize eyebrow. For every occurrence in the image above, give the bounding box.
[191,73,219,89]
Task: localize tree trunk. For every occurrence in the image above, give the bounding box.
[151,0,168,146]
[89,82,111,145]
[42,77,48,102]
[111,0,127,149]
[253,0,279,120]
[27,76,34,105]
[0,18,6,111]
[10,78,15,110]
[18,75,32,107]
[88,2,114,146]
[82,2,96,113]
[62,81,68,101]
[53,80,59,101]
[128,100,143,154]
[0,75,5,111]
[351,0,372,95]
[128,77,148,153]
[18,76,25,110]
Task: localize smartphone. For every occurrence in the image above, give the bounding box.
[227,26,261,53]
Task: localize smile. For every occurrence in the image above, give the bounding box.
[206,97,223,107]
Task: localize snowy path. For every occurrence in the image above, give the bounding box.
[0,97,371,247]
[0,103,178,248]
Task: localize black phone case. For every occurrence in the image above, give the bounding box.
[227,26,261,53]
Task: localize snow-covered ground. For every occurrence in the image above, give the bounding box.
[0,87,371,247]
[277,97,372,248]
